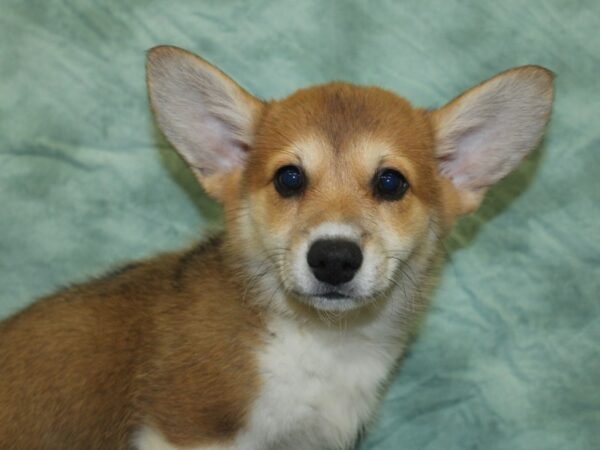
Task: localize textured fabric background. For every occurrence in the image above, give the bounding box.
[1,1,598,449]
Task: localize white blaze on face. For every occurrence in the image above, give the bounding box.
[288,222,379,301]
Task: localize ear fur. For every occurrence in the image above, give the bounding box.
[146,46,264,201]
[431,66,554,215]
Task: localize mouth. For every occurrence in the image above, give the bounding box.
[292,288,353,301]
[290,289,369,312]
[319,291,350,300]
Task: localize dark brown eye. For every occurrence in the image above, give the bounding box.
[373,169,409,200]
[274,165,305,197]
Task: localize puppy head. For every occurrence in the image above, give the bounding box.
[147,46,553,314]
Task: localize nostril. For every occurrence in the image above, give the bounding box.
[308,256,326,270]
[342,261,358,271]
[306,239,363,286]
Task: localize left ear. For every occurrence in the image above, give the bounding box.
[431,66,554,215]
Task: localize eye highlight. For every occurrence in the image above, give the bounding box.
[373,169,409,201]
[274,165,305,197]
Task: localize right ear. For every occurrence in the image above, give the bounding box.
[146,46,264,201]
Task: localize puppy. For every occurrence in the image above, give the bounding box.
[0,46,553,450]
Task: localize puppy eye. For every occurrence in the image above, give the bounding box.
[274,165,305,197]
[373,169,409,200]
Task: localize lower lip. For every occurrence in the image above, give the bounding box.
[319,292,350,300]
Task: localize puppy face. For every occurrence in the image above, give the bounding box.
[240,85,442,311]
[147,46,553,314]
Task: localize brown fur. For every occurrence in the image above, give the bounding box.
[0,239,262,449]
[0,45,553,449]
[0,82,446,450]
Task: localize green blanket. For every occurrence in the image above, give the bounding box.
[1,1,598,448]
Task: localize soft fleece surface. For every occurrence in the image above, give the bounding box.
[1,1,599,449]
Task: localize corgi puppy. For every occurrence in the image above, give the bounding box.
[0,45,553,450]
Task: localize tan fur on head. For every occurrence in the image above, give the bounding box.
[147,47,553,314]
[147,47,553,226]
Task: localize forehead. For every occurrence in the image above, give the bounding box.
[252,82,434,164]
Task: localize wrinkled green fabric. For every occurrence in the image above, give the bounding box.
[1,1,598,449]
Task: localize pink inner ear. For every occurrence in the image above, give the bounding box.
[217,139,249,173]
[185,114,250,177]
[434,67,553,194]
[439,124,505,190]
[437,103,546,192]
[147,46,261,181]
[193,135,247,176]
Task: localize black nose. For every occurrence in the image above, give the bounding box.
[307,239,363,286]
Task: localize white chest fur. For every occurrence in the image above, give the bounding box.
[135,304,407,450]
[135,302,403,450]
[233,313,405,450]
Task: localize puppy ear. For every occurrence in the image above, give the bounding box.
[431,66,554,215]
[146,46,264,201]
